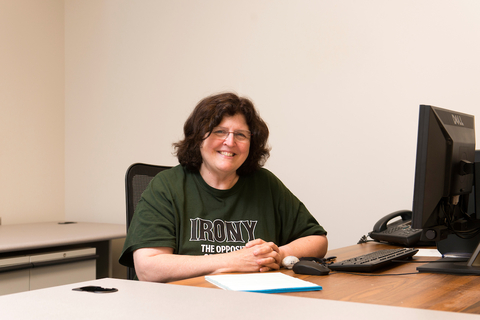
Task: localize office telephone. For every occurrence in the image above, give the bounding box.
[368,210,432,246]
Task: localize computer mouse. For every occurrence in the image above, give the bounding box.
[292,260,330,275]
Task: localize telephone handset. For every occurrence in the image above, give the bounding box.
[368,210,430,246]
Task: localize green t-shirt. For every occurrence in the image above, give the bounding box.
[119,165,326,267]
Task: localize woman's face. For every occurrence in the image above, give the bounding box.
[200,113,250,180]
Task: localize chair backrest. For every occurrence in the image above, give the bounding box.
[125,163,172,280]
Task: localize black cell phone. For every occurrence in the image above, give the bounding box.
[72,285,118,293]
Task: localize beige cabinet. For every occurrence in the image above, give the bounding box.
[0,256,30,295]
[0,248,96,295]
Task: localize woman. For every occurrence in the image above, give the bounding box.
[119,92,327,282]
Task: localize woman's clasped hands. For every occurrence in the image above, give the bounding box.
[240,238,283,272]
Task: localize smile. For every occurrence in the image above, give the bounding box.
[219,151,235,157]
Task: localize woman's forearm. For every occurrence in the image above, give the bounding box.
[279,235,328,262]
[133,242,283,283]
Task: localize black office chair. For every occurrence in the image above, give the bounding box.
[125,163,172,280]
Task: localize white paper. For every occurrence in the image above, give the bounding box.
[205,272,322,293]
[415,249,442,257]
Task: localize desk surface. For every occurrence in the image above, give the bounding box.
[0,277,476,320]
[170,242,480,315]
[0,222,126,253]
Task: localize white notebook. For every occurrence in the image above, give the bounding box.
[205,272,322,293]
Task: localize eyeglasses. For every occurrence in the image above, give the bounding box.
[211,127,251,142]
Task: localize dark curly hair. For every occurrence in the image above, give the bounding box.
[173,92,270,175]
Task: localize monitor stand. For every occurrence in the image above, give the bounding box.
[417,153,480,275]
[417,235,480,275]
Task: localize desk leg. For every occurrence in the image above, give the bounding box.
[91,238,127,279]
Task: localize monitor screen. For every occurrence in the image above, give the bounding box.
[412,105,476,242]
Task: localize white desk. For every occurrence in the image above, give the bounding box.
[0,222,126,279]
[0,222,125,252]
[0,278,476,320]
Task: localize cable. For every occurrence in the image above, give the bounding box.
[441,201,480,239]
[357,235,376,244]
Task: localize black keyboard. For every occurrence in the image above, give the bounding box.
[328,248,419,272]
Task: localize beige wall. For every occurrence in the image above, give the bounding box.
[3,0,480,249]
[64,0,480,249]
[0,0,65,225]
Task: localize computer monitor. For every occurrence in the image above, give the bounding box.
[411,105,480,274]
